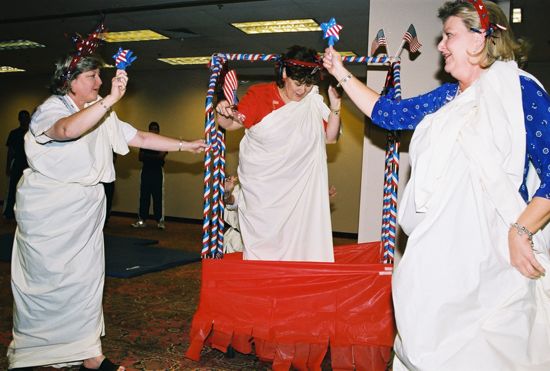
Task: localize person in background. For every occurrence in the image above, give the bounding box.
[223,175,243,253]
[216,45,341,262]
[323,0,550,369]
[131,121,167,230]
[3,110,30,220]
[7,53,206,371]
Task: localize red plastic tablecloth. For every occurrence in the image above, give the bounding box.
[186,242,395,370]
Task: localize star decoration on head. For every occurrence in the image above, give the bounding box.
[64,22,106,82]
[112,47,137,70]
[466,0,490,31]
[321,17,343,47]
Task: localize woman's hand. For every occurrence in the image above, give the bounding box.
[508,228,545,279]
[182,139,208,154]
[108,69,129,103]
[215,99,244,131]
[329,185,337,198]
[216,99,235,119]
[323,46,345,78]
[225,175,238,193]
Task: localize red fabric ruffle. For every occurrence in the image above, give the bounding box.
[186,242,395,370]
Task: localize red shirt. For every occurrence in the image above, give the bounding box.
[236,82,286,129]
[237,81,328,130]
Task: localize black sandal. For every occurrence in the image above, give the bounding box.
[79,358,121,371]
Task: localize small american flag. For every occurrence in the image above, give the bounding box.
[403,24,422,53]
[370,29,387,55]
[222,69,246,122]
[223,69,238,105]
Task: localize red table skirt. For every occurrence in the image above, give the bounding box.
[186,242,396,370]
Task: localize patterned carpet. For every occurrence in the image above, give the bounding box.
[0,215,356,370]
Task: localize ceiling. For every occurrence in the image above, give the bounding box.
[0,0,369,76]
[0,0,547,77]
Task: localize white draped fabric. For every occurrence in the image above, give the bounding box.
[237,86,334,262]
[7,95,135,368]
[392,61,550,371]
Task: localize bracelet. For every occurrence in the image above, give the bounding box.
[337,73,352,87]
[98,100,110,111]
[178,140,183,152]
[510,222,535,248]
[331,107,341,115]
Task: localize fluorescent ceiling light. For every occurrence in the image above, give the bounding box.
[103,30,168,42]
[158,56,211,65]
[512,8,522,23]
[0,40,45,50]
[320,51,357,57]
[0,66,25,73]
[231,19,321,34]
[339,51,357,57]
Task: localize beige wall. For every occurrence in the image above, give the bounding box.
[357,0,550,252]
[0,66,365,233]
[358,0,446,245]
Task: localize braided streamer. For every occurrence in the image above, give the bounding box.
[392,61,402,100]
[381,137,399,264]
[216,131,226,257]
[379,62,402,264]
[201,58,222,257]
[341,55,394,64]
[209,126,221,256]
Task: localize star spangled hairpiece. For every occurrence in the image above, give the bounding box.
[463,0,507,37]
[63,22,106,82]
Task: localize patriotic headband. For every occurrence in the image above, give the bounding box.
[62,22,106,83]
[281,58,323,75]
[463,0,506,37]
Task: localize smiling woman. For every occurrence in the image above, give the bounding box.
[6,51,206,371]
[322,0,550,370]
[437,16,485,90]
[215,45,342,262]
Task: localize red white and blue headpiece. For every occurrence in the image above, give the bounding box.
[463,0,506,37]
[62,22,106,83]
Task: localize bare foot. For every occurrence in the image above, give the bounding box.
[82,355,125,371]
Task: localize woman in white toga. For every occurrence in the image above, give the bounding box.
[215,45,342,262]
[8,54,206,371]
[324,1,550,369]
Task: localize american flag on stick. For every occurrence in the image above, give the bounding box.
[223,69,239,105]
[403,24,422,53]
[370,29,387,55]
[222,69,246,122]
